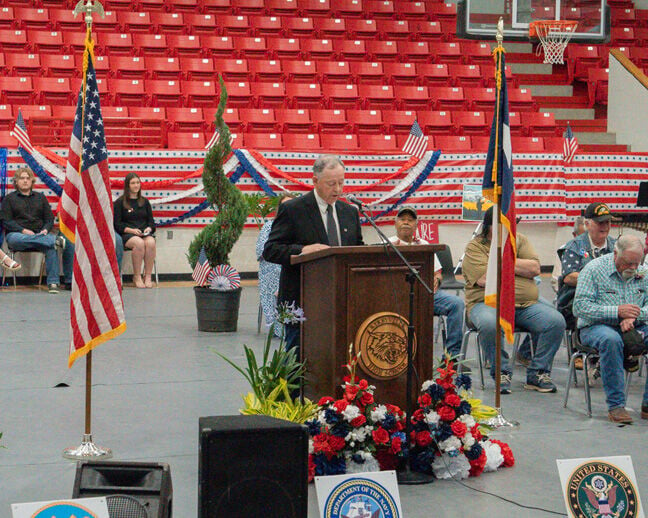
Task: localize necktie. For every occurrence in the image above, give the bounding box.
[326,204,339,246]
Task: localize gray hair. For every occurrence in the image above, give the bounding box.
[573,216,585,233]
[614,234,644,256]
[313,155,344,177]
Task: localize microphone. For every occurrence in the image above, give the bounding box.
[346,194,365,209]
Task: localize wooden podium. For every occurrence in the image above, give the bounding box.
[291,244,443,409]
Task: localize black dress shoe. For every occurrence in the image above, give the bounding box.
[60,283,72,291]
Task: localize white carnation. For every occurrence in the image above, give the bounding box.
[421,380,434,391]
[308,439,314,455]
[483,440,504,472]
[370,404,388,422]
[424,410,441,426]
[432,453,470,480]
[439,436,462,453]
[342,404,361,422]
[345,453,380,474]
[458,414,476,429]
[462,434,475,449]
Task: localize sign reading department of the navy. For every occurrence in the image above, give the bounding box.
[557,456,644,518]
[315,471,402,518]
[12,497,109,518]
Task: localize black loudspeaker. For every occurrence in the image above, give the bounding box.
[637,181,648,207]
[72,461,172,518]
[199,415,308,518]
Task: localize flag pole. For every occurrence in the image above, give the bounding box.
[486,18,519,430]
[63,0,112,460]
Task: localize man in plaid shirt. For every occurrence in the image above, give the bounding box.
[574,234,648,424]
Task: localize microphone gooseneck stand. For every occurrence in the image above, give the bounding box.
[350,198,435,485]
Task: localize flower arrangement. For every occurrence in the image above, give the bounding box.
[409,357,514,480]
[305,348,406,482]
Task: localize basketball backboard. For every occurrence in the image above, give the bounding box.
[457,0,610,43]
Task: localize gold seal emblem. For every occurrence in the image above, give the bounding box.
[354,312,416,380]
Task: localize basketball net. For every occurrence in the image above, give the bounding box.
[529,20,578,65]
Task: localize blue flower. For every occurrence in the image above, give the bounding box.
[352,453,365,464]
[429,384,445,401]
[456,374,472,390]
[436,423,453,442]
[381,414,396,431]
[464,443,483,461]
[324,408,341,425]
[413,421,429,432]
[457,400,472,416]
[313,453,346,476]
[330,422,350,438]
[411,450,434,474]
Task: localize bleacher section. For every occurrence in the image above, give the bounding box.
[0,0,639,151]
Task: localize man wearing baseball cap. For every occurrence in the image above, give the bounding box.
[389,205,465,358]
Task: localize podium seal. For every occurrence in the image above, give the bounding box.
[566,461,639,518]
[354,312,416,380]
[322,477,400,518]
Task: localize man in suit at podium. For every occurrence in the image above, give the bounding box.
[263,155,365,352]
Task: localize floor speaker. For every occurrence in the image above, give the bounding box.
[199,415,308,518]
[72,460,172,518]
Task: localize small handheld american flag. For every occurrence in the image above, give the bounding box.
[401,119,429,159]
[563,123,578,165]
[11,110,35,154]
[192,247,212,286]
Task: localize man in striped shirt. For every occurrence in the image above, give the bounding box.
[574,234,648,424]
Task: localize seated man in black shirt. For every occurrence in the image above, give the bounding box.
[0,167,72,293]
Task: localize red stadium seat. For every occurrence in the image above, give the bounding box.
[376,19,410,40]
[298,0,331,17]
[462,42,494,65]
[283,133,321,151]
[428,86,466,110]
[315,18,346,38]
[283,60,318,82]
[0,7,15,30]
[204,107,242,131]
[418,110,453,135]
[215,14,251,35]
[138,0,165,9]
[464,86,496,111]
[285,82,322,107]
[147,56,182,80]
[51,105,78,124]
[33,77,74,105]
[346,19,378,39]
[250,15,283,36]
[239,107,278,131]
[146,79,184,106]
[429,41,463,64]
[334,39,367,61]
[118,11,153,33]
[91,55,111,78]
[350,61,384,84]
[610,7,636,26]
[508,88,536,112]
[183,79,220,106]
[0,29,28,51]
[276,108,314,133]
[511,136,545,153]
[566,45,603,83]
[359,84,396,109]
[249,59,284,82]
[282,16,315,37]
[111,56,148,80]
[48,8,82,31]
[417,63,451,86]
[508,111,523,136]
[184,13,218,34]
[383,62,417,85]
[323,83,360,109]
[183,57,217,80]
[202,35,236,57]
[167,131,206,149]
[17,104,52,123]
[166,0,201,12]
[133,33,169,56]
[630,47,648,68]
[14,7,52,30]
[302,39,335,60]
[520,112,557,137]
[383,110,416,134]
[203,0,234,14]
[366,40,399,62]
[347,109,384,134]
[311,108,348,132]
[320,133,359,151]
[110,78,148,106]
[71,76,110,101]
[234,36,268,59]
[267,37,302,59]
[317,60,352,84]
[231,0,266,15]
[151,12,186,33]
[167,34,202,57]
[398,41,431,62]
[98,33,134,56]
[427,2,457,21]
[93,11,121,33]
[452,110,489,135]
[364,0,394,18]
[167,107,206,131]
[0,76,33,104]
[610,27,635,47]
[27,30,64,54]
[395,1,428,20]
[41,54,77,77]
[220,80,253,107]
[449,64,484,87]
[481,63,518,88]
[265,0,298,15]
[244,132,284,150]
[212,58,249,81]
[251,81,286,107]
[129,106,167,129]
[358,134,399,152]
[434,135,471,153]
[413,20,443,40]
[332,0,363,18]
[0,104,14,130]
[5,53,41,76]
[587,67,609,107]
[0,130,18,148]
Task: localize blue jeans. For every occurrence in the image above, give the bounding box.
[579,324,648,410]
[6,232,63,285]
[469,301,565,380]
[115,232,124,273]
[434,290,464,356]
[517,297,554,359]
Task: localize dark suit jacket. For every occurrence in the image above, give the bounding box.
[263,190,364,306]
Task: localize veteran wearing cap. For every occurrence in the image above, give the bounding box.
[388,205,465,358]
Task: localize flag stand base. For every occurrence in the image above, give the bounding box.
[485,408,519,429]
[63,434,112,460]
[397,465,435,485]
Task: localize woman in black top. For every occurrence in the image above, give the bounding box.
[113,172,156,288]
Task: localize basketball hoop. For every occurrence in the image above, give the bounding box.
[529,20,578,65]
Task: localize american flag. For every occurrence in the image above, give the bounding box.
[64,37,126,367]
[482,47,517,346]
[11,110,35,155]
[401,120,429,159]
[205,128,234,149]
[563,123,578,165]
[192,246,211,286]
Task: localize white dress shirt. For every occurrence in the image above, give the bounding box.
[313,189,341,245]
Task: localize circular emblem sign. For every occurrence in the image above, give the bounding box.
[323,477,400,518]
[31,502,98,518]
[354,312,416,380]
[566,461,640,518]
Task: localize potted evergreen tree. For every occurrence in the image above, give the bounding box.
[188,78,248,332]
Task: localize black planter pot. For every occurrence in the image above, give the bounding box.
[194,286,242,332]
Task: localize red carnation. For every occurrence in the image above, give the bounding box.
[437,377,455,390]
[395,420,404,431]
[490,439,515,467]
[469,449,487,477]
[350,415,367,427]
[334,399,348,412]
[390,435,402,454]
[418,393,432,407]
[375,448,399,471]
[318,396,334,406]
[360,392,374,406]
[471,424,482,442]
[385,403,400,414]
[372,427,390,445]
[343,374,360,384]
[312,434,334,458]
[358,379,369,390]
[308,454,316,483]
[345,384,360,400]
[328,435,346,452]
[437,405,455,422]
[451,421,467,438]
[444,393,462,408]
[415,431,433,447]
[412,408,425,423]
